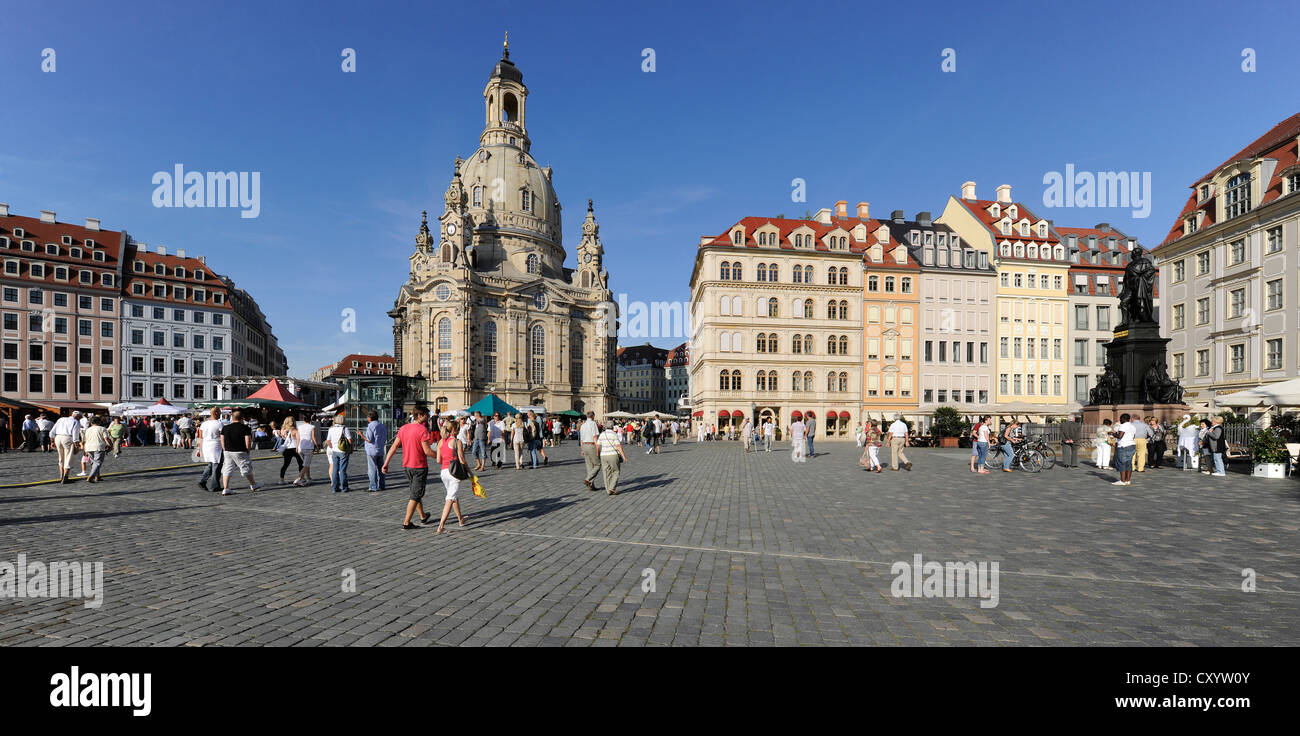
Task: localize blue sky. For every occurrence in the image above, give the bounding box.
[3,0,1298,374]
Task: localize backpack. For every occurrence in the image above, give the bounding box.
[336,428,354,454]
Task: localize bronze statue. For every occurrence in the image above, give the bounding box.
[1118,247,1156,325]
[1089,363,1123,405]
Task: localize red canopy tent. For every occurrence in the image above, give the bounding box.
[244,378,312,408]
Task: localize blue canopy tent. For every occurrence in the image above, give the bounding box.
[466,393,520,417]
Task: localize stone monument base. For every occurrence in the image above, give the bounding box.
[1082,403,1191,426]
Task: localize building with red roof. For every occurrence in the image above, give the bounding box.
[1152,112,1300,405]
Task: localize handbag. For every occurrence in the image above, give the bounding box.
[447,440,471,480]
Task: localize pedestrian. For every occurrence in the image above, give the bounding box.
[805,414,817,458]
[1176,415,1199,470]
[470,411,488,472]
[83,416,109,483]
[1198,419,1213,473]
[511,414,526,470]
[789,414,808,463]
[525,411,546,468]
[859,421,883,472]
[651,414,664,454]
[324,413,354,493]
[741,416,753,452]
[580,411,601,491]
[597,416,629,495]
[278,417,303,484]
[887,415,912,471]
[364,411,388,492]
[489,412,505,469]
[433,418,470,534]
[0,412,9,452]
[51,411,83,484]
[1148,417,1166,469]
[1094,420,1113,469]
[178,414,194,448]
[381,404,438,530]
[21,414,38,452]
[697,421,705,443]
[152,416,165,446]
[37,412,53,452]
[671,419,680,445]
[197,408,224,492]
[762,417,774,451]
[973,416,991,474]
[295,414,317,486]
[999,419,1021,473]
[1207,416,1227,476]
[108,416,125,457]
[1060,413,1082,468]
[219,410,264,495]
[1111,413,1136,486]
[1130,413,1151,472]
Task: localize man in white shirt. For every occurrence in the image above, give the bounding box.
[37,414,54,452]
[52,411,83,483]
[197,408,226,492]
[741,417,754,452]
[789,418,807,463]
[579,411,601,490]
[1112,412,1137,486]
[888,416,912,471]
[762,419,774,451]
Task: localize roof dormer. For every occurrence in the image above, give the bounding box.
[852,223,866,242]
[729,225,746,246]
[1006,204,1018,219]
[988,203,1000,218]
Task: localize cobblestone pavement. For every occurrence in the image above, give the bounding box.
[1,439,1298,646]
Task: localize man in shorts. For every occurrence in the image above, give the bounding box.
[382,404,439,530]
[219,410,263,495]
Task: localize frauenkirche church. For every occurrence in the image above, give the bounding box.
[389,39,617,415]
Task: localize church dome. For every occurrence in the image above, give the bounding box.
[457,142,563,262]
[491,55,523,84]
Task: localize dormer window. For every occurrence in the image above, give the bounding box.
[62,235,73,245]
[45,244,58,256]
[1199,184,1211,201]
[923,247,934,265]
[13,228,23,238]
[1224,172,1252,219]
[999,221,1009,235]
[1013,243,1025,258]
[21,240,34,252]
[195,270,205,281]
[1018,222,1029,236]
[93,251,105,262]
[1027,244,1038,259]
[1053,245,1065,260]
[999,242,1011,258]
[1037,223,1046,237]
[910,231,919,245]
[176,267,187,278]
[154,263,164,275]
[69,247,81,259]
[731,229,743,245]
[924,231,933,246]
[1007,205,1018,219]
[134,261,145,273]
[989,204,1000,218]
[85,239,95,249]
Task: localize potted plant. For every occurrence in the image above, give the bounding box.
[1250,428,1290,479]
[931,406,969,448]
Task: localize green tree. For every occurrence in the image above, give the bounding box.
[931,406,969,438]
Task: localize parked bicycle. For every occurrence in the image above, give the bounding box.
[1022,435,1057,470]
[985,442,1045,472]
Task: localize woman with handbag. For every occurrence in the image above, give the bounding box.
[278,417,303,485]
[435,418,470,533]
[597,419,629,495]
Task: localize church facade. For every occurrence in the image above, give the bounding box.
[388,42,617,416]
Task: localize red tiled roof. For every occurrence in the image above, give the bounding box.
[664,342,689,366]
[701,215,889,253]
[1159,112,1300,248]
[331,353,396,376]
[0,213,123,292]
[956,199,1058,244]
[122,243,230,309]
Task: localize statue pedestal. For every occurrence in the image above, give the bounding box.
[1084,321,1188,421]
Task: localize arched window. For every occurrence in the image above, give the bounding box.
[732,332,742,351]
[827,301,837,319]
[719,295,731,315]
[827,335,837,354]
[484,321,497,353]
[526,254,539,274]
[803,371,813,392]
[731,369,741,390]
[719,370,730,391]
[803,300,813,319]
[804,335,814,353]
[838,335,848,354]
[756,263,767,282]
[901,277,912,293]
[838,300,848,320]
[720,261,731,280]
[827,269,837,285]
[441,244,452,262]
[528,324,545,384]
[839,267,848,285]
[756,371,767,392]
[793,298,803,317]
[756,333,767,353]
[767,298,778,317]
[731,263,742,281]
[732,230,743,245]
[827,372,837,392]
[792,266,803,284]
[767,334,778,352]
[732,295,743,314]
[838,372,848,392]
[720,332,731,351]
[438,318,452,350]
[792,373,801,391]
[473,187,483,207]
[768,264,778,282]
[868,275,878,291]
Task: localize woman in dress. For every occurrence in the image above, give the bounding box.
[434,419,469,533]
[1094,419,1113,470]
[278,416,302,485]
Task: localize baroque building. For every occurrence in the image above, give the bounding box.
[388,41,616,415]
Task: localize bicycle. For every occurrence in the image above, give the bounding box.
[984,441,1045,473]
[1023,435,1057,470]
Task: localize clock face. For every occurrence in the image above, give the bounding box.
[583,252,592,264]
[446,222,457,236]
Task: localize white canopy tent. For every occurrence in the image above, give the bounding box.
[1217,378,1300,408]
[108,402,147,416]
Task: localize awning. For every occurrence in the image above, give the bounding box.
[731,410,744,419]
[718,410,730,418]
[791,410,803,419]
[245,378,312,407]
[692,411,703,418]
[466,393,519,417]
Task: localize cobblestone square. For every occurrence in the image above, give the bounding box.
[1,440,1297,646]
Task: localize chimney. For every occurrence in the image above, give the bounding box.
[85,217,100,231]
[891,209,905,224]
[198,255,206,264]
[961,181,976,200]
[177,248,186,258]
[156,245,167,256]
[834,200,847,218]
[916,211,932,227]
[1096,222,1111,232]
[40,210,56,223]
[813,208,832,225]
[995,184,1012,204]
[856,201,869,219]
[0,203,8,216]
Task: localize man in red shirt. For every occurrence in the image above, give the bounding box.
[382,404,439,530]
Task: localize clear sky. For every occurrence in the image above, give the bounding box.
[3,0,1298,374]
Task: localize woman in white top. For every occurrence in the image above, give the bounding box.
[278,416,302,485]
[324,414,354,493]
[597,422,629,495]
[789,419,807,463]
[294,417,317,486]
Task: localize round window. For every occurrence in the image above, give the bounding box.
[436,284,451,301]
[534,293,547,310]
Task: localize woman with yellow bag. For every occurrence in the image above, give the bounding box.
[434,418,471,534]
